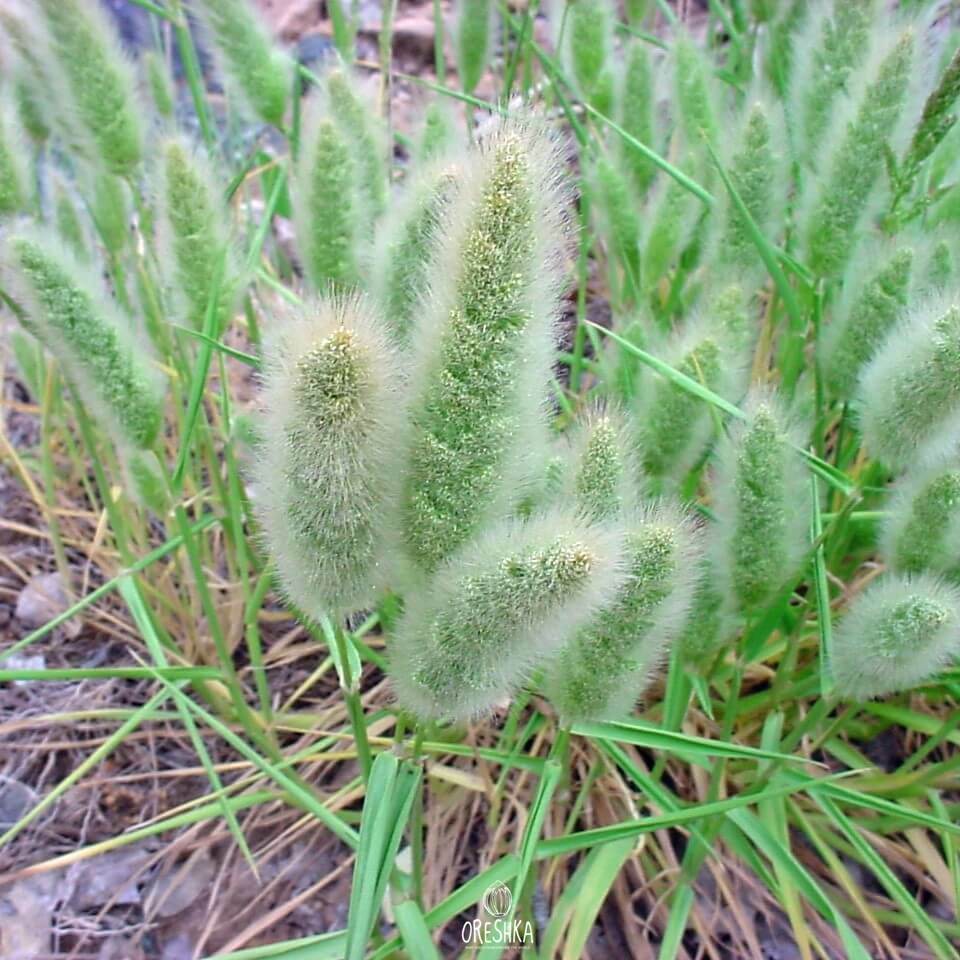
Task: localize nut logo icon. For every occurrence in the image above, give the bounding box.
[482,881,512,919]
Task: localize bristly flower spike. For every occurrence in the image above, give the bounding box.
[192,0,290,127]
[254,294,400,618]
[143,50,176,121]
[325,68,389,226]
[857,296,960,469]
[565,0,615,116]
[158,136,240,333]
[0,100,29,218]
[803,29,914,278]
[715,100,781,277]
[789,0,873,165]
[634,293,750,489]
[292,95,360,291]
[830,574,960,700]
[390,511,626,722]
[823,245,913,400]
[1,226,164,450]
[36,0,144,175]
[673,32,719,169]
[455,0,495,96]
[371,161,461,347]
[618,41,657,196]
[396,117,570,578]
[545,502,699,722]
[591,155,642,302]
[563,404,636,523]
[880,436,960,579]
[713,389,809,616]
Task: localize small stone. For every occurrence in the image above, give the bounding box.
[0,775,37,828]
[14,573,71,629]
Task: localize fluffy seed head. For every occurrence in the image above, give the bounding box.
[716,100,781,276]
[1,226,164,449]
[36,0,144,175]
[857,296,960,469]
[396,116,571,578]
[803,29,914,277]
[370,161,461,346]
[592,155,641,298]
[677,550,732,667]
[563,404,636,522]
[0,100,29,218]
[254,294,400,618]
[455,0,495,95]
[143,50,176,120]
[713,389,809,615]
[566,0,615,116]
[618,41,657,196]
[192,0,290,127]
[790,0,873,164]
[325,68,388,226]
[830,574,960,700]
[674,33,719,161]
[880,434,960,579]
[390,511,627,722]
[545,501,700,722]
[823,245,913,400]
[89,171,129,257]
[157,136,239,332]
[293,98,359,290]
[634,296,750,487]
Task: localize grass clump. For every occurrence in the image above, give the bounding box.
[5,2,960,956]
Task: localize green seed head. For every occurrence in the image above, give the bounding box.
[255,294,400,618]
[192,0,290,126]
[396,117,570,578]
[566,0,615,116]
[830,574,960,700]
[674,33,719,165]
[618,41,657,196]
[804,30,914,277]
[924,239,954,292]
[371,161,462,346]
[791,0,873,164]
[881,433,960,578]
[158,136,239,332]
[455,0,495,95]
[37,0,144,175]
[89,171,129,258]
[592,155,642,298]
[52,175,89,261]
[563,404,636,523]
[713,390,809,615]
[143,50,176,120]
[325,68,389,226]
[545,501,700,722]
[677,551,731,668]
[858,297,960,469]
[417,100,463,164]
[634,302,750,487]
[716,101,781,276]
[293,99,360,291]
[1,226,164,449]
[390,511,627,722]
[824,246,913,400]
[0,100,29,218]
